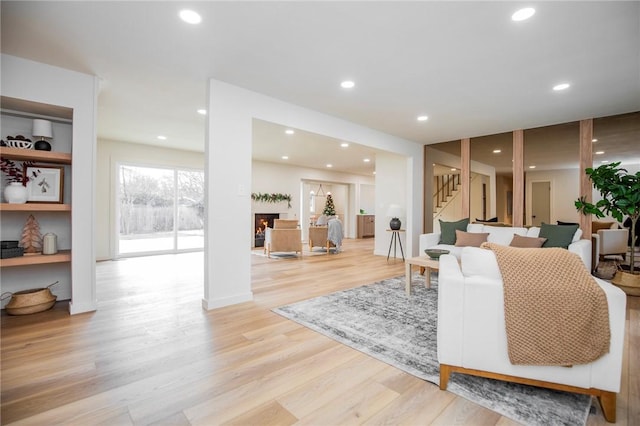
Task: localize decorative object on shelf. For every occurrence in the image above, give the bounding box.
[3,182,28,204]
[42,233,58,255]
[576,161,640,295]
[425,248,450,259]
[32,119,53,151]
[323,193,336,216]
[251,192,292,208]
[1,158,38,183]
[386,204,404,230]
[2,135,33,149]
[25,164,64,203]
[1,281,58,315]
[359,208,366,214]
[21,214,42,254]
[1,240,23,259]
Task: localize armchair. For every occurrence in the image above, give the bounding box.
[308,226,334,254]
[593,227,628,271]
[308,217,344,254]
[264,219,302,258]
[437,248,627,422]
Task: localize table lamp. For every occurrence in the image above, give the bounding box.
[386,204,404,230]
[32,119,53,151]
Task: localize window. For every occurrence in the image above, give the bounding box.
[117,164,204,256]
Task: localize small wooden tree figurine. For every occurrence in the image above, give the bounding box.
[21,214,43,254]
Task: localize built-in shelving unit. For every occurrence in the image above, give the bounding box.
[1,132,72,269]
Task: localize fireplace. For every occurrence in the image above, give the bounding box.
[254,213,280,247]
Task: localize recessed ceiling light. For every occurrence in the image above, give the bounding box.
[493,149,502,153]
[363,158,370,163]
[285,129,295,135]
[197,109,207,115]
[451,168,456,171]
[529,165,536,169]
[157,135,167,140]
[373,171,376,175]
[512,7,535,21]
[601,160,609,163]
[326,164,333,168]
[179,9,202,24]
[595,151,605,155]
[340,80,355,89]
[553,83,570,91]
[281,156,289,160]
[592,138,598,143]
[340,142,349,148]
[417,115,429,122]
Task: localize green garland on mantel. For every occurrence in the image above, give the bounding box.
[251,192,292,208]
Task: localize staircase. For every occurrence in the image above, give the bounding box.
[433,173,461,219]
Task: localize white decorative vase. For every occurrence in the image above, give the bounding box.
[4,182,28,204]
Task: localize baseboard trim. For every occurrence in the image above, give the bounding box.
[202,292,253,310]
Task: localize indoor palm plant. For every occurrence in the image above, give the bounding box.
[575,161,640,295]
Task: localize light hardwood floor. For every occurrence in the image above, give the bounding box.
[1,238,638,425]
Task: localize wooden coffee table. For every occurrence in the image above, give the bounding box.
[405,256,440,295]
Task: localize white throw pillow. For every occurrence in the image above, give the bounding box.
[467,223,485,233]
[484,226,527,246]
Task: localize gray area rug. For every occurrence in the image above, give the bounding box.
[273,274,592,426]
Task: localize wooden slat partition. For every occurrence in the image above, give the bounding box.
[461,138,470,219]
[579,119,593,239]
[512,130,524,227]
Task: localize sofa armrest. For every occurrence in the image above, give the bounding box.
[437,254,465,366]
[568,238,591,272]
[419,232,441,253]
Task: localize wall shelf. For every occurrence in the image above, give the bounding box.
[0,147,71,164]
[0,203,71,212]
[0,250,71,268]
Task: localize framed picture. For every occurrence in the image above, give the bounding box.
[24,164,64,203]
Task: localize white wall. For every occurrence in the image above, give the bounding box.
[374,152,407,257]
[205,79,423,310]
[1,54,98,314]
[96,139,205,260]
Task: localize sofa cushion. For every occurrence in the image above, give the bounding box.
[484,225,527,246]
[461,247,502,280]
[510,234,547,248]
[592,221,617,233]
[455,230,489,247]
[540,223,579,248]
[439,218,469,244]
[466,223,485,233]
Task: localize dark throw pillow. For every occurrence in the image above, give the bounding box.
[439,218,470,245]
[510,234,547,248]
[540,223,579,248]
[475,217,498,223]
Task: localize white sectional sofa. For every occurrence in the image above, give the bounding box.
[437,247,627,422]
[419,223,591,271]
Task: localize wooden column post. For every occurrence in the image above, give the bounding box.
[579,119,593,239]
[461,138,470,219]
[512,130,524,227]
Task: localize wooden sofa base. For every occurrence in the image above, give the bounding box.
[439,363,617,423]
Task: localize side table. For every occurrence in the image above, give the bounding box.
[405,256,440,295]
[387,229,405,261]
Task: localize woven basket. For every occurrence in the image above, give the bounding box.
[2,282,58,315]
[611,270,640,297]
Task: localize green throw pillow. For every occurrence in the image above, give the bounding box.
[439,218,469,245]
[539,223,578,248]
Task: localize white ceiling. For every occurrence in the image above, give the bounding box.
[2,1,639,176]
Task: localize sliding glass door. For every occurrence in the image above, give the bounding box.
[117,164,204,256]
